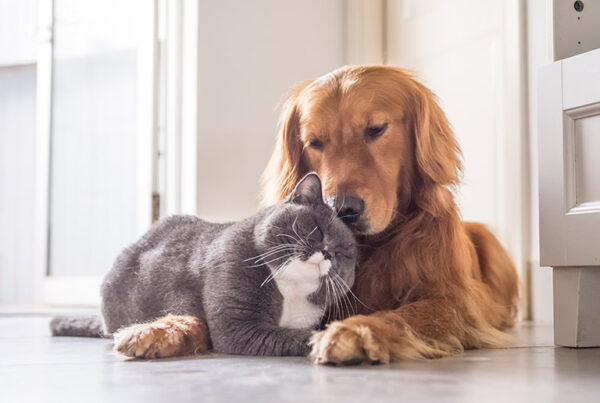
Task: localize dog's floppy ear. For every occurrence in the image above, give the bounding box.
[412,83,462,187]
[261,81,313,206]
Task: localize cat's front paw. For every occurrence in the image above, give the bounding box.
[113,315,209,359]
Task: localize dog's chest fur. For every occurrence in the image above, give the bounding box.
[273,258,324,329]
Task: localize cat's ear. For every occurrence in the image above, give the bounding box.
[289,172,324,205]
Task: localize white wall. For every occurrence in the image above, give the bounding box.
[195,0,346,222]
[387,0,503,226]
[386,0,527,281]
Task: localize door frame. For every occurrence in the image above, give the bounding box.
[161,0,199,217]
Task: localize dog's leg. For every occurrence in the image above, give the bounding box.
[310,297,514,365]
[113,315,210,359]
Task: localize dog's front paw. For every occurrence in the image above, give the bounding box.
[309,319,390,365]
[112,315,209,359]
[113,322,178,359]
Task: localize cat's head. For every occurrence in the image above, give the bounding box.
[254,172,357,307]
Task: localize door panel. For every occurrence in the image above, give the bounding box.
[49,0,145,277]
[573,114,600,205]
[538,49,600,267]
[0,66,36,303]
[562,51,600,108]
[40,0,157,305]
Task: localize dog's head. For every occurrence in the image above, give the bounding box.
[262,66,462,235]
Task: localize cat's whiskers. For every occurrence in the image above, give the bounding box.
[260,259,289,287]
[323,277,332,323]
[265,235,298,247]
[333,278,347,320]
[339,278,355,318]
[276,233,304,245]
[326,277,337,319]
[331,271,375,313]
[327,191,345,226]
[332,278,350,319]
[305,225,319,240]
[328,276,342,321]
[330,274,352,318]
[243,244,296,264]
[245,254,291,268]
[260,254,300,287]
[246,240,308,267]
[331,273,357,319]
[243,246,293,263]
[291,216,309,247]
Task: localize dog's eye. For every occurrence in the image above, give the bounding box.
[308,139,324,150]
[364,123,388,141]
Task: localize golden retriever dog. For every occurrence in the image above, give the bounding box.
[108,65,518,364]
[262,65,519,365]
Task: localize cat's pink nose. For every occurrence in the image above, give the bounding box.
[308,252,325,265]
[308,252,331,275]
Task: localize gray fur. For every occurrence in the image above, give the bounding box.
[52,173,357,356]
[50,315,105,337]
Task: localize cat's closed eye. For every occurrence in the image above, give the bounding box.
[335,251,352,259]
[306,226,323,242]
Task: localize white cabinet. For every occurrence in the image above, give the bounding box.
[538,48,600,347]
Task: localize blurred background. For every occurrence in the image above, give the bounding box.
[0,0,553,322]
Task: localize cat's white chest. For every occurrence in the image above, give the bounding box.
[272,257,327,329]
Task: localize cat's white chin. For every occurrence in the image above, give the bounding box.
[272,253,329,329]
[307,251,332,277]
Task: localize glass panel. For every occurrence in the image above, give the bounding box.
[49,0,145,276]
[0,65,36,302]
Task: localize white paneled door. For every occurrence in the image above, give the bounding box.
[538,48,600,347]
[36,0,158,305]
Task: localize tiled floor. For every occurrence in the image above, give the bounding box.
[1,315,599,403]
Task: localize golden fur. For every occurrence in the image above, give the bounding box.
[113,315,210,359]
[263,65,519,364]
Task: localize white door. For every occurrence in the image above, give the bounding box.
[538,48,600,347]
[36,0,158,306]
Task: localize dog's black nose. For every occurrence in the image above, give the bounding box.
[328,195,365,224]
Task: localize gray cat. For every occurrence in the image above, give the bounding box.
[51,173,357,357]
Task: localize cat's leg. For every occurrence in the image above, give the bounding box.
[113,314,210,359]
[257,327,313,356]
[211,323,313,357]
